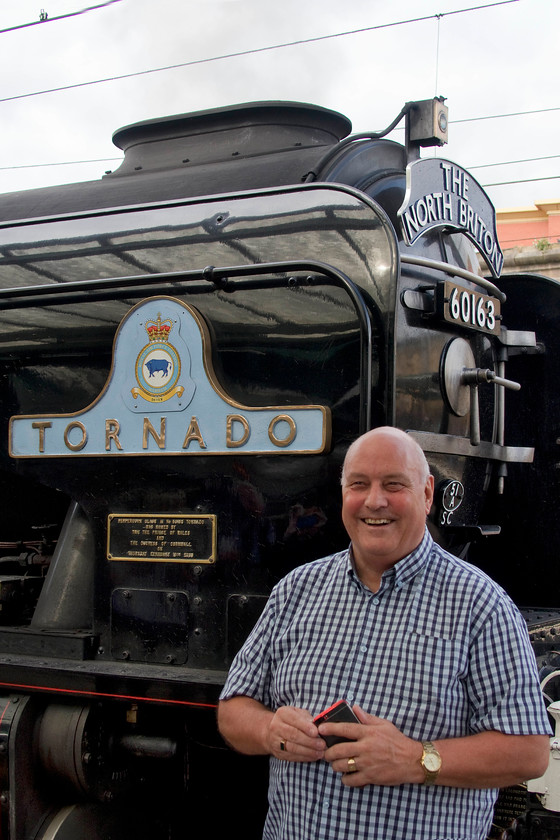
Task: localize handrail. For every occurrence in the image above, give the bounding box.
[401,254,506,303]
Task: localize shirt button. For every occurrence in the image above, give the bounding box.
[323,800,330,810]
[360,644,367,653]
[373,597,380,605]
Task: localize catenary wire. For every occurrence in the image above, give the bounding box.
[0,1,519,104]
[0,158,121,172]
[1,0,554,191]
[483,175,560,187]
[0,0,124,34]
[468,154,560,171]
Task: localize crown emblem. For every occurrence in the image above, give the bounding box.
[132,310,185,405]
[145,313,173,342]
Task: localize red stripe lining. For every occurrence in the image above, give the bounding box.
[0,680,217,709]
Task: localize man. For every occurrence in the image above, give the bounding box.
[218,427,550,839]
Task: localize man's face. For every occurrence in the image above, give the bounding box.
[341,430,434,581]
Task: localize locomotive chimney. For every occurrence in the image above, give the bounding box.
[107,101,351,178]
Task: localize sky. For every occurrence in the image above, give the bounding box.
[0,0,558,213]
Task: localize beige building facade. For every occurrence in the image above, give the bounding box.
[495,200,560,280]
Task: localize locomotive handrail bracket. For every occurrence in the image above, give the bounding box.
[409,430,534,464]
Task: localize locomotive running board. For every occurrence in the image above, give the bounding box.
[408,430,534,463]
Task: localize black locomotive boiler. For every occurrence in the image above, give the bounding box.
[0,98,559,838]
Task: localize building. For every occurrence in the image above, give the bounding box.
[495,200,560,280]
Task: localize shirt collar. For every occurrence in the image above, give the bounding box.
[346,527,433,591]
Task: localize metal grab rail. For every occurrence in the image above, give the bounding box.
[401,254,506,303]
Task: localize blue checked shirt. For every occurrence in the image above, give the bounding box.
[220,529,551,840]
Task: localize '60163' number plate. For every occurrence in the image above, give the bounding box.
[437,281,501,335]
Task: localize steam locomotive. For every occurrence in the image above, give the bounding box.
[0,97,559,838]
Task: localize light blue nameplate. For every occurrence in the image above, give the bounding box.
[10,297,331,458]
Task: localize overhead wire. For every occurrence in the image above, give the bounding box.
[451,107,560,124]
[0,0,519,104]
[483,175,560,188]
[428,4,558,192]
[469,154,560,171]
[0,158,120,172]
[0,0,556,192]
[475,154,560,189]
[0,0,124,35]
[433,11,445,98]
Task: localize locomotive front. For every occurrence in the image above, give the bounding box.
[0,99,554,838]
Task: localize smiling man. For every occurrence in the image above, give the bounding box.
[340,427,433,592]
[218,427,550,840]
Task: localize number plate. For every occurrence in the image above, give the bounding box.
[437,281,501,335]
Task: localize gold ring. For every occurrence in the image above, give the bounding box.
[280,739,286,752]
[347,757,357,773]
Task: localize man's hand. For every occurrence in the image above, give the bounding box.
[218,696,326,762]
[318,704,421,787]
[267,705,327,762]
[318,704,550,789]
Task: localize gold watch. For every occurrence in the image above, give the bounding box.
[420,740,442,785]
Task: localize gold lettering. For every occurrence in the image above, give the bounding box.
[105,418,123,451]
[32,421,52,453]
[268,414,296,448]
[143,417,166,449]
[64,421,87,452]
[182,417,206,450]
[226,414,250,448]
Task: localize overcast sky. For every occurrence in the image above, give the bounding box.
[0,0,558,212]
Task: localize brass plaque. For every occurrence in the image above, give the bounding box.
[107,514,216,563]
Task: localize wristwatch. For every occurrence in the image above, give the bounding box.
[420,740,442,785]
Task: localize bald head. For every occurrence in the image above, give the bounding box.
[341,427,431,487]
[340,427,434,582]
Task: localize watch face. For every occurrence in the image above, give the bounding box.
[424,752,441,772]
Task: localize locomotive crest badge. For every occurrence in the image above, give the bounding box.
[132,312,187,405]
[9,296,330,458]
[120,300,196,414]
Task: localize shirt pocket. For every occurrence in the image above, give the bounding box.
[386,631,469,739]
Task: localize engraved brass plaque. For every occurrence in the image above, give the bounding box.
[107,514,216,563]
